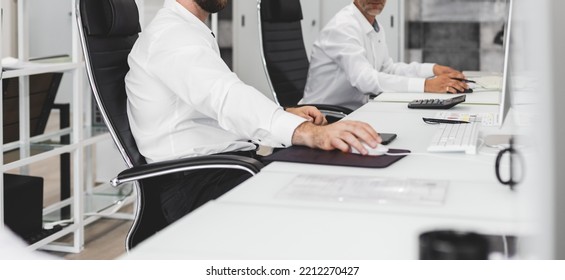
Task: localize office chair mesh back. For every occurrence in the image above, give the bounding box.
[260,0,310,108]
[79,0,144,167]
[78,0,167,249]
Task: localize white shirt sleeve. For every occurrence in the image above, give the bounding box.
[319,27,384,94]
[381,58,435,78]
[147,40,305,147]
[380,58,436,91]
[320,25,435,93]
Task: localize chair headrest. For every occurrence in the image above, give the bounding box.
[81,0,141,36]
[260,0,303,22]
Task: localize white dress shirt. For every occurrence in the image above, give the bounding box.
[300,3,435,110]
[125,1,305,163]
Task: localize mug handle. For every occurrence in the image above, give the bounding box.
[495,147,513,186]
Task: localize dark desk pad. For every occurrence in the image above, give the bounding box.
[263,146,410,168]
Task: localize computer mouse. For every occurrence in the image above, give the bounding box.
[451,78,474,93]
[350,143,389,156]
[457,88,473,94]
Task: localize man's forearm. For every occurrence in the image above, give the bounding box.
[291,121,319,148]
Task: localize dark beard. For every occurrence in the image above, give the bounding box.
[194,0,227,13]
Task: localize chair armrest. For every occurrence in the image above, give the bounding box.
[111,155,264,187]
[367,92,382,100]
[308,104,353,114]
[293,104,353,120]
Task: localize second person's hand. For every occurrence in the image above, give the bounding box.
[433,64,464,77]
[285,106,328,125]
[425,74,469,94]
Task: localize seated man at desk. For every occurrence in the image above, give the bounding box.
[299,0,469,110]
[125,0,381,223]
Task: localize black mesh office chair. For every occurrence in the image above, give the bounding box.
[77,0,263,250]
[257,0,352,122]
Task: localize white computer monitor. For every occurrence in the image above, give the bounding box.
[497,0,513,128]
[484,0,514,147]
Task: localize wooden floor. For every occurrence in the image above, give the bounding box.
[51,205,134,260]
[37,160,134,260]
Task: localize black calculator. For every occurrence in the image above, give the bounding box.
[407,95,466,109]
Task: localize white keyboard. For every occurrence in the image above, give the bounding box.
[427,122,480,154]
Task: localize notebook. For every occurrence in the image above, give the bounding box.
[263,146,410,168]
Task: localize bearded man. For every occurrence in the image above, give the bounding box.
[125,0,382,223]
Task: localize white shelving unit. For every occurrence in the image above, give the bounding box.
[1,0,134,253]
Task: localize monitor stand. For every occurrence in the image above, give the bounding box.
[484,134,513,148]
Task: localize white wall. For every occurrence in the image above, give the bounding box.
[299,0,320,58]
[29,0,73,105]
[320,0,350,27]
[1,0,17,58]
[379,0,403,62]
[29,0,72,58]
[551,0,565,260]
[233,0,271,99]
[141,0,163,27]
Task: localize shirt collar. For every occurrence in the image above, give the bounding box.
[164,0,212,33]
[373,20,380,32]
[349,3,377,35]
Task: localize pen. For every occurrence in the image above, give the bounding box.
[422,117,470,124]
[453,78,476,83]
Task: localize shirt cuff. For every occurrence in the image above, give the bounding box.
[270,108,308,147]
[407,77,427,92]
[420,63,436,77]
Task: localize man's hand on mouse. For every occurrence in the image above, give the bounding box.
[425,74,470,94]
[291,120,381,155]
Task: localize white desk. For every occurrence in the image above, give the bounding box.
[123,102,522,260]
[124,202,520,260]
[264,102,510,181]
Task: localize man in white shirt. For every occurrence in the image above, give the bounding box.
[125,0,381,223]
[300,0,469,110]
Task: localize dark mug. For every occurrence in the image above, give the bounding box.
[419,230,490,260]
[495,137,522,191]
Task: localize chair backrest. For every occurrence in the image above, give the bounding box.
[258,0,309,108]
[2,72,63,143]
[77,0,144,168]
[77,0,167,250]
